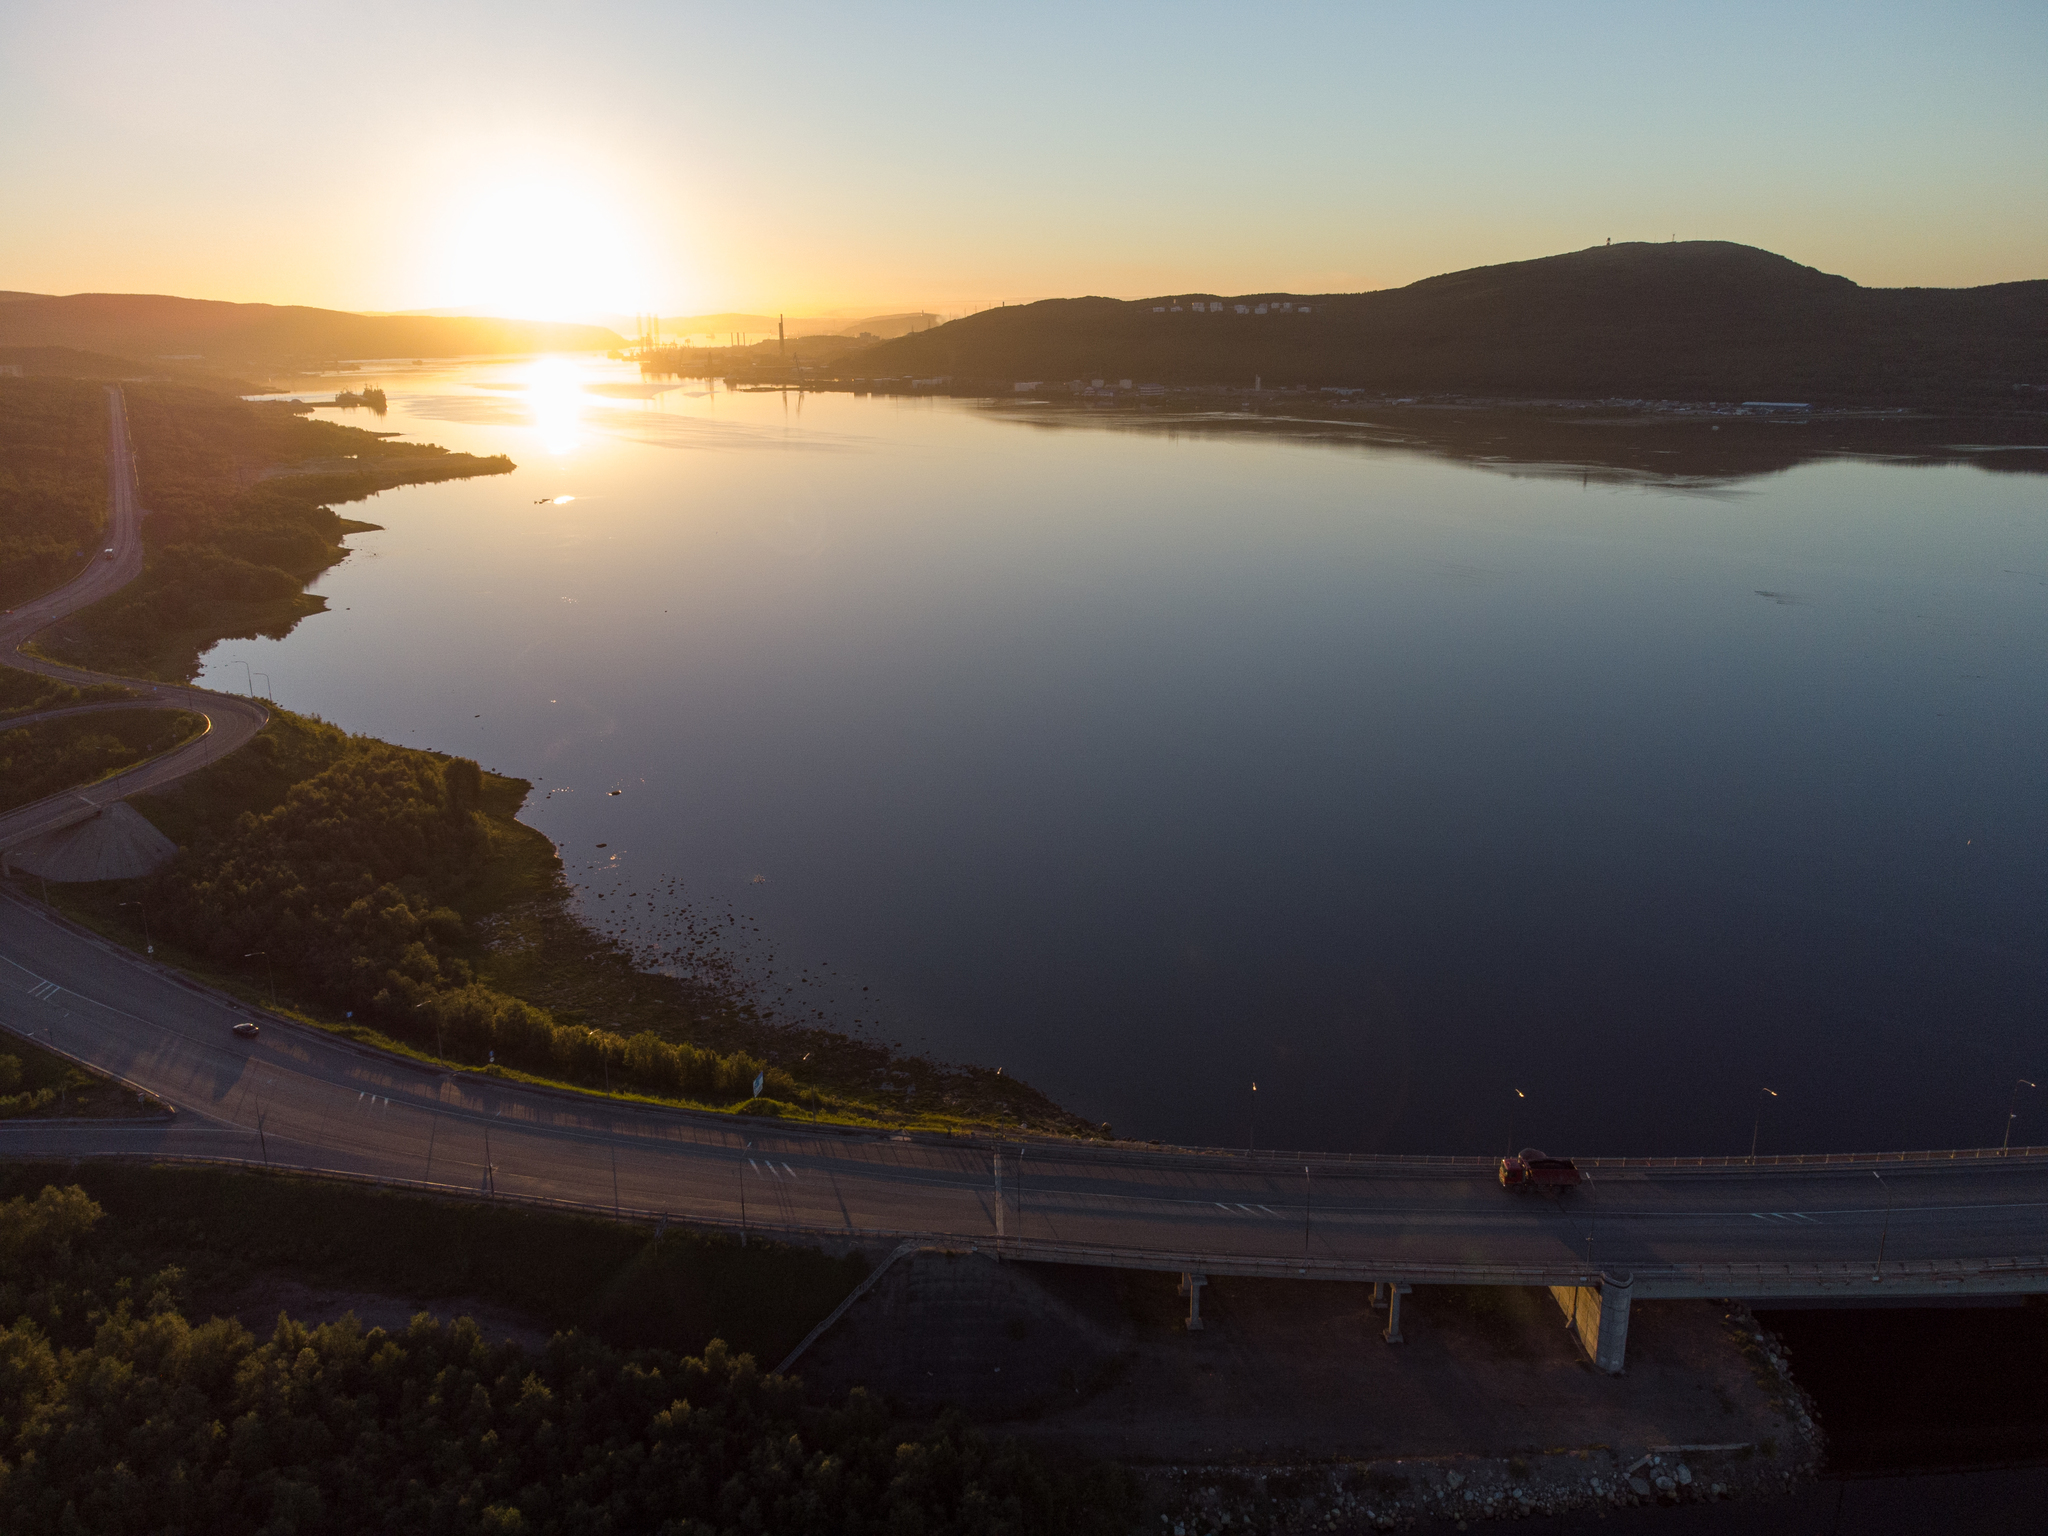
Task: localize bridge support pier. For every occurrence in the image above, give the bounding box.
[1178,1272,1207,1330]
[1550,1272,1633,1374]
[1372,1280,1410,1343]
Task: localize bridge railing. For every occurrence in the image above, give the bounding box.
[1078,1142,2048,1172]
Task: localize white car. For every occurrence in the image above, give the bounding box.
[232,1020,260,1038]
[102,547,116,560]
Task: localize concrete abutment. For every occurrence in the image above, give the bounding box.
[1551,1271,1634,1373]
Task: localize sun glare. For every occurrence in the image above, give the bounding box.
[426,164,654,322]
[524,357,587,454]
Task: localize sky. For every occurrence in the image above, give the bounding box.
[3,1,2044,319]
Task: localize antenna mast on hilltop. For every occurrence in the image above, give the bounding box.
[779,313,785,358]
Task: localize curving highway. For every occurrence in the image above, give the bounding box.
[1,387,2046,1349]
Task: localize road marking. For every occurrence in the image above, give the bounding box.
[1215,1203,1232,1212]
[1257,1205,1277,1215]
[782,1163,798,1177]
[29,980,60,1001]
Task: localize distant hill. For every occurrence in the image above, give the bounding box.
[852,242,2048,405]
[652,310,940,341]
[0,294,625,366]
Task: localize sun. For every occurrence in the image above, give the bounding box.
[423,163,655,322]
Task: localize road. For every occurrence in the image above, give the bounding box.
[4,890,2045,1300]
[2,387,2046,1308]
[0,385,268,853]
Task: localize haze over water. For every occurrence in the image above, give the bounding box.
[210,360,2048,1158]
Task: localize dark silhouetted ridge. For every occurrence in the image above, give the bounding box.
[855,242,2047,405]
[0,293,625,365]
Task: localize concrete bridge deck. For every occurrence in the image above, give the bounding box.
[4,887,2045,1373]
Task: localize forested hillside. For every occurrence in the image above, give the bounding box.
[0,1181,1134,1536]
[857,241,2048,405]
[0,293,622,367]
[0,378,106,608]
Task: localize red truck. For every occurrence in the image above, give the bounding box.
[1499,1148,1583,1193]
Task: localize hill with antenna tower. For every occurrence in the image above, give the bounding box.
[852,242,2048,406]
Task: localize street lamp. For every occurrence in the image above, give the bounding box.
[1871,1169,1894,1282]
[2003,1079,2037,1153]
[1507,1088,1525,1155]
[1248,1080,1258,1158]
[227,658,254,696]
[243,950,276,1009]
[1750,1088,1779,1163]
[117,899,152,955]
[254,671,273,700]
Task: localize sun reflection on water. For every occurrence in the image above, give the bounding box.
[524,357,586,454]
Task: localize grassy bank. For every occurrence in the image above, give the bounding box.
[0,706,205,812]
[0,1173,1136,1535]
[0,1034,165,1119]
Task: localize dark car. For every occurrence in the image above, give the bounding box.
[1499,1147,1582,1192]
[232,1020,260,1038]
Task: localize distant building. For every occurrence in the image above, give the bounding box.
[1117,379,1132,389]
[1139,383,1165,396]
[1091,378,1104,387]
[1254,304,1268,315]
[1169,305,1183,312]
[1234,304,1250,314]
[1152,306,1165,313]
[1013,381,1043,392]
[1297,306,1312,314]
[0,364,22,377]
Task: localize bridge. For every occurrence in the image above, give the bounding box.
[5,889,2045,1374]
[4,387,2046,1377]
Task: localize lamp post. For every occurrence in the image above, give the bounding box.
[2004,1079,2037,1153]
[1248,1080,1257,1159]
[1506,1088,1525,1156]
[1750,1087,1779,1163]
[739,1142,751,1246]
[243,950,276,1009]
[1303,1164,1312,1254]
[118,899,152,955]
[254,672,273,700]
[1871,1169,1894,1282]
[227,658,254,696]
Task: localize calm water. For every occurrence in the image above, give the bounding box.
[209,361,2048,1157]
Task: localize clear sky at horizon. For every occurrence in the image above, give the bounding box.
[3,1,2043,319]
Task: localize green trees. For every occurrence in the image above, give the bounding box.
[0,1185,1137,1535]
[0,709,205,814]
[0,378,106,610]
[137,712,787,1108]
